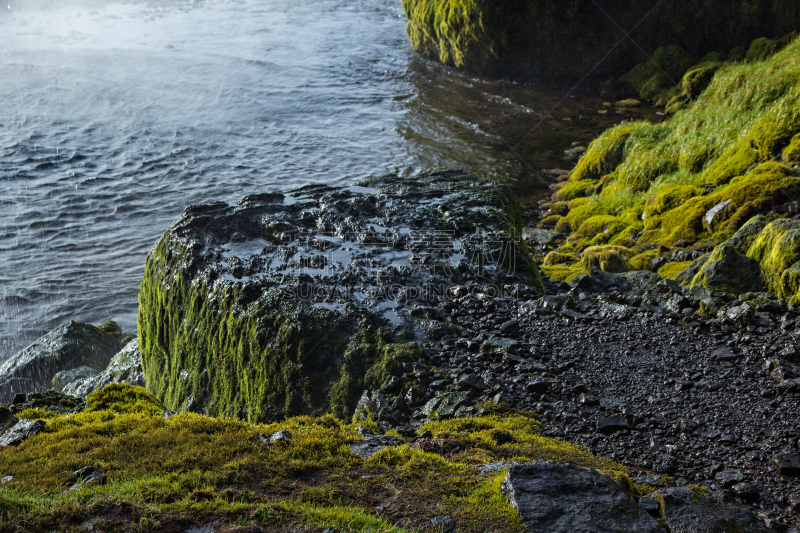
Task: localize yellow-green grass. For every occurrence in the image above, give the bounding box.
[0,384,648,532]
[549,35,800,279]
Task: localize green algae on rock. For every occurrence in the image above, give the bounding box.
[541,35,800,286]
[138,170,543,423]
[402,0,800,80]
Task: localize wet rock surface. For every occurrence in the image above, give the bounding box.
[61,339,146,398]
[500,461,663,532]
[138,169,540,421]
[0,320,133,403]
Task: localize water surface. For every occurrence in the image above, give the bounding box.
[0,0,657,359]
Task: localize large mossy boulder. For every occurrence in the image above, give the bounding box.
[138,170,542,423]
[0,321,133,403]
[402,0,800,80]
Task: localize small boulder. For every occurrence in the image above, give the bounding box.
[772,453,800,476]
[597,414,629,433]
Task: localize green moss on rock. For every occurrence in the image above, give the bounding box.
[746,218,800,300]
[580,245,636,273]
[690,243,764,294]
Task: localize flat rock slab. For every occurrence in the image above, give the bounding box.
[655,487,767,532]
[501,461,663,532]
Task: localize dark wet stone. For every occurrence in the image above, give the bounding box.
[0,419,45,447]
[772,453,800,476]
[639,496,660,516]
[0,321,133,403]
[51,366,99,395]
[731,482,759,502]
[655,486,766,532]
[715,469,745,488]
[597,414,629,433]
[501,462,662,533]
[711,347,738,362]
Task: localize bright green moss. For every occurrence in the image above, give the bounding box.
[13,409,59,421]
[0,390,637,532]
[747,218,800,299]
[537,214,561,228]
[545,34,800,276]
[580,245,636,273]
[540,264,587,283]
[555,179,597,201]
[648,184,704,216]
[543,252,579,266]
[549,201,571,216]
[553,217,572,234]
[658,260,695,280]
[629,249,662,271]
[574,215,626,239]
[783,133,800,163]
[570,123,649,183]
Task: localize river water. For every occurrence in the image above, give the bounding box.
[0,0,653,360]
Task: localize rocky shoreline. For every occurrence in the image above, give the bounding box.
[3,172,800,530]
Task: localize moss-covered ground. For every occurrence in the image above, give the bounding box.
[541,35,800,283]
[0,384,653,532]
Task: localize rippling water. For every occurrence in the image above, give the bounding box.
[0,0,655,359]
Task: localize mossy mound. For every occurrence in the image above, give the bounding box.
[139,170,542,423]
[402,0,800,80]
[0,384,641,532]
[545,36,800,284]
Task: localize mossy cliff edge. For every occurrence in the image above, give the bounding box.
[402,0,800,80]
[539,35,800,299]
[138,170,543,423]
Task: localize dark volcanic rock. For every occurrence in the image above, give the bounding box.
[655,486,767,532]
[501,462,662,532]
[0,321,133,403]
[138,170,542,421]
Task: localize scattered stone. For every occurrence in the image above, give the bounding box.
[711,347,738,362]
[0,476,13,484]
[715,469,745,488]
[349,434,402,460]
[731,482,760,502]
[501,462,662,532]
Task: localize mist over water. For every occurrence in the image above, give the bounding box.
[0,0,641,360]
